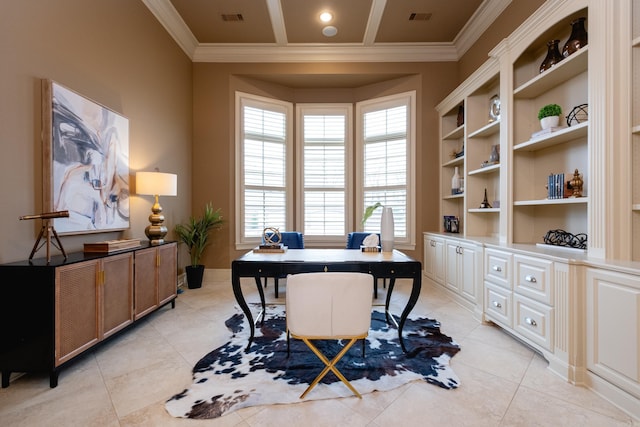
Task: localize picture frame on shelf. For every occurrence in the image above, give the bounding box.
[42,79,130,235]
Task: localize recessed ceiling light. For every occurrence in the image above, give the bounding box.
[320,12,333,23]
[322,26,337,37]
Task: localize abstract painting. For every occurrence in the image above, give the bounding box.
[42,80,130,234]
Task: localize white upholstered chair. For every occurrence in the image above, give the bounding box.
[285,272,373,399]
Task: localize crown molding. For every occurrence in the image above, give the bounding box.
[454,0,512,58]
[192,43,459,63]
[143,0,507,63]
[142,0,198,59]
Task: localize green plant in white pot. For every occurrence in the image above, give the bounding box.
[538,103,562,130]
[174,202,224,289]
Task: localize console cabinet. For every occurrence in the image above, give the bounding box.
[0,242,177,388]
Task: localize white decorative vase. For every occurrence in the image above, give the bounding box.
[380,206,395,252]
[540,115,560,130]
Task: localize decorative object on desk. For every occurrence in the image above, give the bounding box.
[361,233,381,252]
[451,166,461,195]
[562,17,588,57]
[261,226,282,247]
[380,206,395,252]
[568,168,584,197]
[165,305,460,420]
[456,104,464,127]
[174,203,224,289]
[479,188,492,209]
[488,94,500,122]
[543,229,587,250]
[19,210,69,263]
[136,170,177,244]
[538,104,562,130]
[42,79,130,235]
[539,39,563,73]
[83,238,141,253]
[566,103,588,126]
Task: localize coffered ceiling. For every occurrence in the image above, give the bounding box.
[142,0,512,63]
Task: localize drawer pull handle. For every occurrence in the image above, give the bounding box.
[492,265,502,272]
[525,275,537,283]
[492,301,502,308]
[430,240,436,247]
[525,317,537,327]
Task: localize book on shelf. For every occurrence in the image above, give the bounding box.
[547,173,566,199]
[83,238,141,253]
[531,126,566,139]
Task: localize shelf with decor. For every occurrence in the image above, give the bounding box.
[465,73,501,239]
[510,7,589,246]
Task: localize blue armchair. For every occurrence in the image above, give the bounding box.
[262,231,304,298]
[345,232,381,249]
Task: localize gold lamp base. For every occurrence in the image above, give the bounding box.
[145,195,167,245]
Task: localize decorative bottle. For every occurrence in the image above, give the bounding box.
[562,17,587,57]
[451,167,461,195]
[539,40,563,73]
[380,206,395,252]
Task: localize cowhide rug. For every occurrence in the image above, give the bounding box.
[165,305,460,419]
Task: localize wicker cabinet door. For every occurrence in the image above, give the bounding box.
[157,243,177,306]
[55,260,100,366]
[102,253,134,339]
[134,247,158,320]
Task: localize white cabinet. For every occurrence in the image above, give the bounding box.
[444,238,481,311]
[586,267,640,401]
[423,233,444,285]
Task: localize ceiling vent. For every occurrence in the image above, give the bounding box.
[409,13,432,21]
[221,13,244,22]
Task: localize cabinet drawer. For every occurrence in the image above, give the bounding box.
[484,282,512,327]
[514,255,553,304]
[485,248,512,289]
[513,294,554,352]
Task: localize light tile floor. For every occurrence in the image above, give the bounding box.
[1,277,638,426]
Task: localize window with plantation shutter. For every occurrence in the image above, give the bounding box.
[356,91,415,247]
[235,91,415,250]
[296,105,352,241]
[235,92,293,244]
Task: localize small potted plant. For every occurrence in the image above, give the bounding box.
[174,202,224,289]
[538,104,562,129]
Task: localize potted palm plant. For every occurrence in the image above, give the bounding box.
[174,202,224,289]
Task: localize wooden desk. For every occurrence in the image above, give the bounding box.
[231,249,422,352]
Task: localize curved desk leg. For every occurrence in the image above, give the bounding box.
[397,274,422,353]
[384,278,396,324]
[254,275,266,325]
[232,266,256,352]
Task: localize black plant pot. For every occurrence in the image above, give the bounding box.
[186,265,205,289]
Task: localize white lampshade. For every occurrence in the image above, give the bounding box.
[136,171,177,196]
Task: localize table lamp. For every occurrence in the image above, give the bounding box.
[136,170,177,244]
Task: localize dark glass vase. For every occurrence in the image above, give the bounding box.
[539,39,563,74]
[562,17,588,57]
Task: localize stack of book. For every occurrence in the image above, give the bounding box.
[84,238,141,253]
[531,126,565,139]
[547,173,566,199]
[253,244,287,253]
[360,245,381,252]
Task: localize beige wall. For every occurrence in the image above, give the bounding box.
[0,0,541,270]
[0,1,192,264]
[458,0,546,80]
[193,62,459,267]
